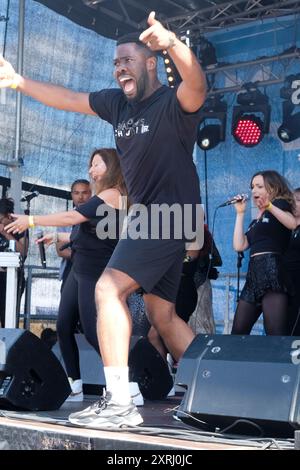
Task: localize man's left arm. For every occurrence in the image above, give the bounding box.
[139,11,207,112]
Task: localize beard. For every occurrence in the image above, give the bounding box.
[125,70,149,104]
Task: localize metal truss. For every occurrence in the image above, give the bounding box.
[205,48,300,95]
[159,1,300,35]
[83,1,300,35]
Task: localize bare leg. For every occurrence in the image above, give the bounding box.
[95,268,140,366]
[144,293,195,362]
[147,325,168,359]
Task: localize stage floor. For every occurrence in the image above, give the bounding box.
[0,393,295,451]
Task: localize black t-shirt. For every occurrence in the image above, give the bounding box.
[89,86,201,208]
[246,198,292,255]
[72,195,121,278]
[284,225,300,271]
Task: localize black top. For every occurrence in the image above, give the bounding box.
[89,86,201,209]
[72,195,121,278]
[0,230,25,252]
[246,198,292,256]
[284,225,300,271]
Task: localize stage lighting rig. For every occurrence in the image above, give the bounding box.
[197,95,227,151]
[162,50,181,88]
[231,84,271,147]
[191,35,217,69]
[277,74,300,143]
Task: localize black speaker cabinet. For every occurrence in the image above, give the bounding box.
[176,334,300,437]
[129,337,173,400]
[0,328,71,411]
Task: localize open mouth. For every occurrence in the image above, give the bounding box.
[253,195,261,204]
[119,76,136,95]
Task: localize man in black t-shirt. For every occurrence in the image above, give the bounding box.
[56,179,91,290]
[0,11,206,428]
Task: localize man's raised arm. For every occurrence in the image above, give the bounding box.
[139,12,206,113]
[0,55,95,115]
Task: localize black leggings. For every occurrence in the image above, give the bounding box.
[231,291,288,335]
[287,270,300,335]
[56,268,100,379]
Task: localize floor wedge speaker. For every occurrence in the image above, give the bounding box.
[0,328,71,411]
[176,334,300,437]
[129,337,173,400]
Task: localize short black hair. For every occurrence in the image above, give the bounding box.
[0,197,14,216]
[71,179,90,192]
[116,32,157,57]
[116,32,142,46]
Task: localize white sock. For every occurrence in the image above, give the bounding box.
[104,366,131,405]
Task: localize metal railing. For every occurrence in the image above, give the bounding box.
[212,272,264,334]
[21,265,60,329]
[18,266,264,334]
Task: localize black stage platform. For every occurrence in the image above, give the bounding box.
[0,394,295,450]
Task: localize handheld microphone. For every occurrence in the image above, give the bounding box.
[36,229,47,269]
[20,191,39,202]
[218,194,249,208]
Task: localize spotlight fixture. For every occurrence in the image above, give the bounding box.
[277,75,300,143]
[197,125,223,150]
[191,36,217,69]
[162,50,181,88]
[197,95,227,151]
[231,84,270,147]
[278,112,300,143]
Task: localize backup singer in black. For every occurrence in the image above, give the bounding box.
[284,188,300,335]
[231,170,296,335]
[0,198,28,327]
[6,149,126,401]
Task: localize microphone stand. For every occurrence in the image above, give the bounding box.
[20,200,32,330]
[236,251,244,303]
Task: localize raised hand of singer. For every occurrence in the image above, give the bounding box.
[5,214,29,234]
[233,194,248,214]
[139,11,176,51]
[0,55,18,88]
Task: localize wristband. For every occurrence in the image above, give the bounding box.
[28,215,35,228]
[265,202,272,211]
[10,74,21,89]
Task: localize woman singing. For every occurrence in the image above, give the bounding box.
[231,170,296,335]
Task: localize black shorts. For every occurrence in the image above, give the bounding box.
[107,237,185,303]
[240,253,294,306]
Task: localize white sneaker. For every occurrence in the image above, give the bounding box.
[129,382,144,406]
[166,354,176,397]
[66,378,84,402]
[167,353,175,373]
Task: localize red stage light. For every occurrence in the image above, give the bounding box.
[232,114,264,147]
